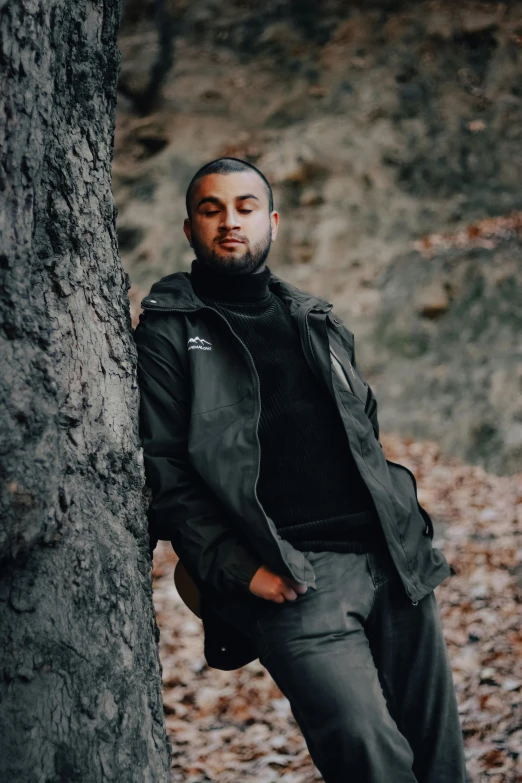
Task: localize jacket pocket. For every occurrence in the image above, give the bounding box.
[386,460,434,540]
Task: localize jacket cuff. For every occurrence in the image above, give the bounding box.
[231,554,262,593]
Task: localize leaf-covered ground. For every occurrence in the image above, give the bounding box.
[152,435,522,782]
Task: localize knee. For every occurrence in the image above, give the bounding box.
[319,709,374,751]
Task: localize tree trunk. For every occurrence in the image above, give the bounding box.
[0,1,171,780]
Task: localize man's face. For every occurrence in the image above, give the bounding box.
[183,171,279,275]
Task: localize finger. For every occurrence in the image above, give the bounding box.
[291,580,308,594]
[285,578,308,594]
[281,585,298,601]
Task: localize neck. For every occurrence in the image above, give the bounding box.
[190,258,272,303]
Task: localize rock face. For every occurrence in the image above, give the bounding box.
[374,241,521,475]
[115,0,522,474]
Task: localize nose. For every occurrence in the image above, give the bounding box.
[220,206,241,232]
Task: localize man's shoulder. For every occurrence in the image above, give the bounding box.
[140,271,195,309]
[135,271,197,337]
[134,285,191,350]
[268,270,330,310]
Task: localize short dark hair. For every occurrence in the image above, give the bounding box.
[185,157,274,218]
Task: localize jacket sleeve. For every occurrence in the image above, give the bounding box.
[134,313,262,596]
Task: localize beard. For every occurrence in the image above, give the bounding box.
[191,225,272,276]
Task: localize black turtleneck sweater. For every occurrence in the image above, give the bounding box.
[190,259,387,554]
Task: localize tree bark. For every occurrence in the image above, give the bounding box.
[0,1,171,780]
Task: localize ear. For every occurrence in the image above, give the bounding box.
[183,218,193,247]
[270,211,279,242]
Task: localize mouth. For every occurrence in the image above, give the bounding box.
[218,238,245,246]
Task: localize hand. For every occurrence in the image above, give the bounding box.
[248,564,308,603]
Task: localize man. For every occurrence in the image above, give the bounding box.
[134,157,468,782]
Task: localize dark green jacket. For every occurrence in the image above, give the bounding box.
[134,269,451,670]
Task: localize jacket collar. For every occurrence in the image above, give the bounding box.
[140,269,332,315]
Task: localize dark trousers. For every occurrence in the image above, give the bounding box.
[246,547,468,783]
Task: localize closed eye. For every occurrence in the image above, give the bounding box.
[203,208,253,216]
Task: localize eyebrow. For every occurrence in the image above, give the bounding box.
[196,194,261,209]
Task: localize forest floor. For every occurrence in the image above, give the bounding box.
[152,434,522,783]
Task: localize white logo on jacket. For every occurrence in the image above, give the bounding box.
[188,336,212,351]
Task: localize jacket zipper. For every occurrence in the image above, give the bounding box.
[141,302,312,587]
